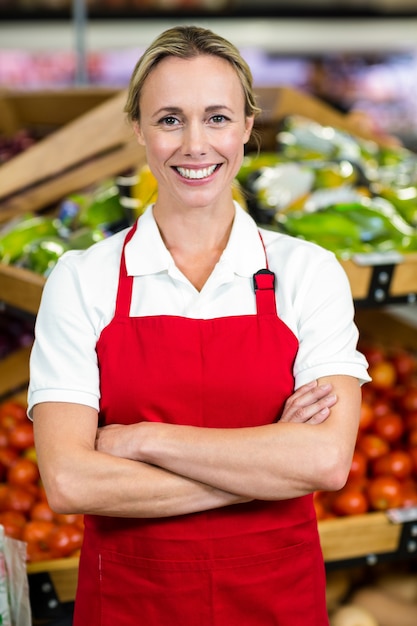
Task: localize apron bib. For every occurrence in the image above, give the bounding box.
[73,223,329,625]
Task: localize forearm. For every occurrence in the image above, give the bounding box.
[33,403,248,518]
[47,451,247,518]
[130,376,362,500]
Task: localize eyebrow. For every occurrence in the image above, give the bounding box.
[152,104,234,117]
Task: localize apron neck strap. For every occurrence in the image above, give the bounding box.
[115,221,138,317]
[253,269,277,316]
[253,232,277,316]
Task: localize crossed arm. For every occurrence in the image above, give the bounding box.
[33,375,361,519]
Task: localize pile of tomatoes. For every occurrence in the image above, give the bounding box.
[0,398,84,562]
[315,342,417,520]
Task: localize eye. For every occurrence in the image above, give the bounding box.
[159,115,180,127]
[210,114,229,124]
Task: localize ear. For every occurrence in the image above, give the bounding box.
[243,115,255,145]
[133,121,145,146]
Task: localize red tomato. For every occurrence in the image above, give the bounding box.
[331,488,369,517]
[30,500,55,523]
[8,422,34,450]
[371,398,392,419]
[313,496,328,521]
[401,386,417,413]
[37,483,49,502]
[372,450,413,481]
[368,360,397,390]
[4,486,36,515]
[0,484,9,511]
[54,512,84,527]
[405,411,417,431]
[361,385,376,406]
[359,402,374,431]
[49,523,84,558]
[348,449,368,481]
[22,520,56,546]
[361,344,386,366]
[0,510,26,540]
[7,458,40,486]
[408,429,417,448]
[0,427,9,448]
[0,400,27,423]
[391,350,417,382]
[409,447,417,474]
[400,481,417,508]
[356,433,390,461]
[372,412,404,443]
[367,476,403,511]
[0,446,19,470]
[26,541,54,563]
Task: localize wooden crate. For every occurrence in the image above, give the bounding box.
[0,87,119,136]
[253,86,392,149]
[0,89,146,223]
[319,512,402,564]
[340,253,417,304]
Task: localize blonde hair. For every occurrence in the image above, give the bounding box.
[124,25,261,125]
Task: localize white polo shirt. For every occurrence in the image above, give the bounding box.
[28,203,370,415]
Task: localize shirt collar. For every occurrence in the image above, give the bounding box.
[124,203,267,278]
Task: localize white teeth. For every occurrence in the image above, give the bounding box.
[176,165,217,179]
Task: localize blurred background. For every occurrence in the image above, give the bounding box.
[1,0,417,149]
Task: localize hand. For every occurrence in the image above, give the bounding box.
[95,423,142,459]
[279,380,337,425]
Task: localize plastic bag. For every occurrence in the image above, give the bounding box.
[0,526,31,626]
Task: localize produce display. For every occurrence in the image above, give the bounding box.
[238,115,417,258]
[1,114,417,279]
[0,178,130,276]
[315,341,417,520]
[0,397,84,563]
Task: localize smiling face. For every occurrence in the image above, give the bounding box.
[134,54,254,215]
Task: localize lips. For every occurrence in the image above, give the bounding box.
[175,165,218,180]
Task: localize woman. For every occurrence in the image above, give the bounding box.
[29,26,370,625]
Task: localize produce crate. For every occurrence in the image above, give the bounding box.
[253,86,391,150]
[319,511,402,565]
[0,87,119,137]
[340,253,417,306]
[0,264,45,316]
[0,88,146,223]
[0,88,147,315]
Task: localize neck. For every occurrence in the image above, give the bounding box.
[153,202,235,291]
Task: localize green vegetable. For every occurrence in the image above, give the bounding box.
[22,237,70,276]
[0,215,61,264]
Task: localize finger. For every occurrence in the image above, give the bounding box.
[280,391,337,423]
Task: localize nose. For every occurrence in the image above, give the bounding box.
[182,120,208,157]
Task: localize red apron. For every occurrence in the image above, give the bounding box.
[73,222,329,625]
